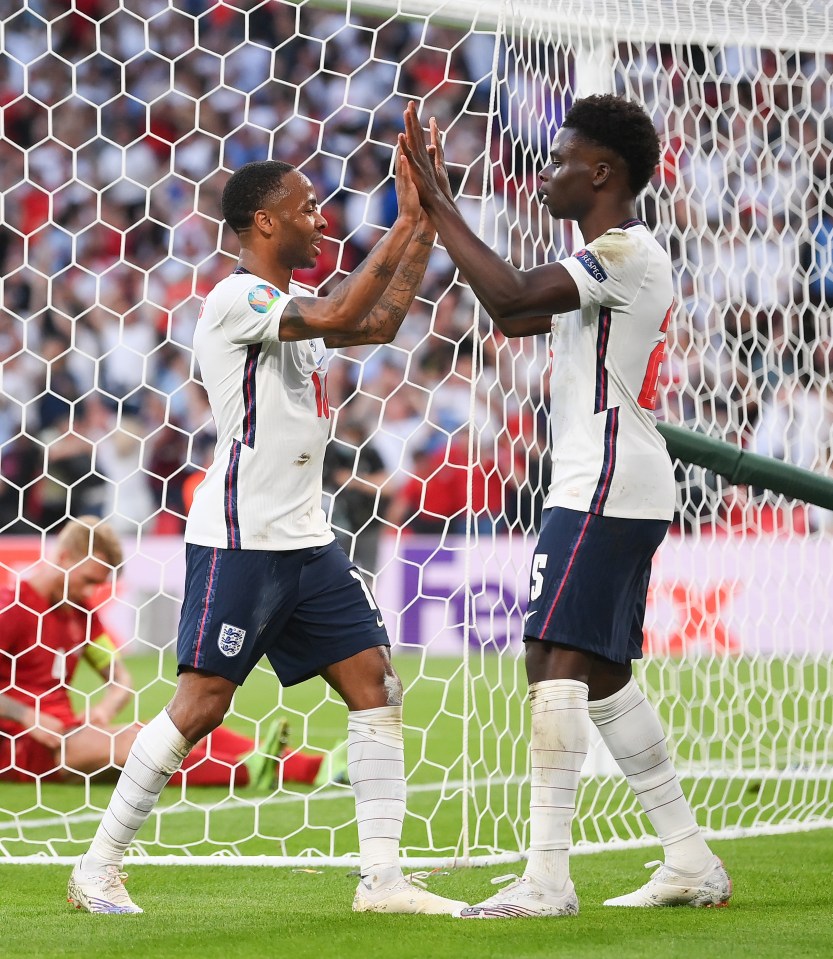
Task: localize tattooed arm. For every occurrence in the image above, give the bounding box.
[323,213,436,347]
[278,154,422,342]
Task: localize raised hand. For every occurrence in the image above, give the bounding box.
[428,116,454,203]
[399,101,449,211]
[393,144,421,225]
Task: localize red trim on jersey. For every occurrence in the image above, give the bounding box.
[590,407,620,514]
[224,441,242,549]
[594,307,612,413]
[241,344,261,447]
[615,218,646,230]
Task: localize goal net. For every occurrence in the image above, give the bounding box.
[1,0,832,865]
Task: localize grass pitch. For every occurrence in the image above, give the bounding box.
[1,652,830,860]
[1,831,832,959]
[1,652,832,957]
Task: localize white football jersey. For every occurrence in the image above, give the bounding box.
[185,270,335,550]
[544,220,676,521]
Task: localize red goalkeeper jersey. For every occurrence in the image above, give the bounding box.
[0,581,114,732]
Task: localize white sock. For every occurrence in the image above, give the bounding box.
[347,705,406,888]
[83,709,193,872]
[523,679,589,894]
[588,678,712,873]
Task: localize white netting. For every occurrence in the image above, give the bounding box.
[1,0,832,864]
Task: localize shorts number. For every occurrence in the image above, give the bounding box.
[349,568,378,610]
[637,303,672,410]
[530,553,548,602]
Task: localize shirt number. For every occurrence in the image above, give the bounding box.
[637,303,672,410]
[312,370,329,419]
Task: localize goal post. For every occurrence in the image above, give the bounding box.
[1,0,832,866]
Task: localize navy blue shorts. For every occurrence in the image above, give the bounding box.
[523,507,669,664]
[176,540,389,687]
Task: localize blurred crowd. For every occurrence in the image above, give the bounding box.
[630,42,833,532]
[1,0,832,574]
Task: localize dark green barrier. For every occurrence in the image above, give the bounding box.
[657,422,833,511]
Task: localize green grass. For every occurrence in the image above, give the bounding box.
[1,654,832,955]
[1,653,832,858]
[1,831,832,958]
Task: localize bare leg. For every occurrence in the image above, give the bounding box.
[525,640,632,696]
[319,645,401,709]
[166,669,237,741]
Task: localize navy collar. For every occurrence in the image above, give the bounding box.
[615,218,645,230]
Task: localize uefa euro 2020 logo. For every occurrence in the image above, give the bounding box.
[247,284,281,313]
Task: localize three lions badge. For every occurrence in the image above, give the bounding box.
[218,622,246,657]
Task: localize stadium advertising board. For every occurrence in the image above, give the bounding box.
[0,533,829,656]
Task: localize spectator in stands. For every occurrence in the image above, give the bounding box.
[323,415,390,579]
[35,409,108,528]
[33,335,83,432]
[2,3,832,545]
[800,190,833,306]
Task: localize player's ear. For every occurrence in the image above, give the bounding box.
[252,208,273,235]
[592,162,611,187]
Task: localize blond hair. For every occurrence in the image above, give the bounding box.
[56,516,123,569]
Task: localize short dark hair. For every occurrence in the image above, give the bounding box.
[562,94,660,196]
[221,160,296,234]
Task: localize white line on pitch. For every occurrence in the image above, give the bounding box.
[0,775,523,833]
[2,764,826,835]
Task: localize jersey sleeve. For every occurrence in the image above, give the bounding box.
[559,231,648,313]
[219,281,295,345]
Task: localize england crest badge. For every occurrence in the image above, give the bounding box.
[218,622,246,657]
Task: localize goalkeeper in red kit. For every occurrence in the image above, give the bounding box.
[0,516,324,789]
